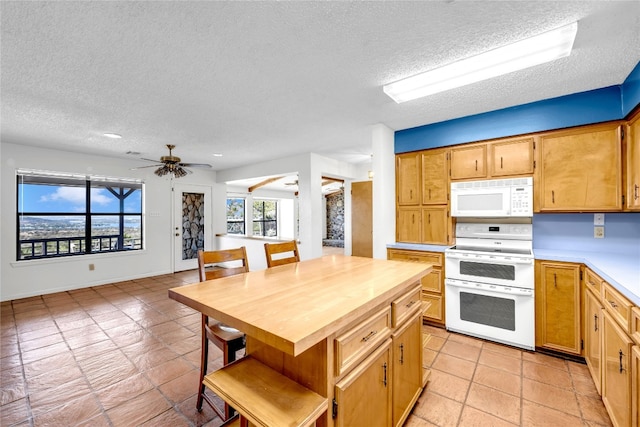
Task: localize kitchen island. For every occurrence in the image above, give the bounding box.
[169,254,432,427]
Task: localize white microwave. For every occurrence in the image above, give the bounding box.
[450,177,533,217]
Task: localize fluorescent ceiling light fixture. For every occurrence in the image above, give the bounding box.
[103,133,122,139]
[383,22,578,103]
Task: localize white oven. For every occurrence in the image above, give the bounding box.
[451,177,533,218]
[445,222,535,350]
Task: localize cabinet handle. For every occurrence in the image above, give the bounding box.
[475,160,478,171]
[500,156,503,169]
[405,299,418,309]
[552,190,555,203]
[399,343,404,365]
[361,330,377,342]
[635,184,639,200]
[609,300,618,309]
[554,273,557,287]
[619,349,625,373]
[383,362,388,387]
[410,189,413,199]
[594,314,598,332]
[429,188,431,200]
[428,213,431,224]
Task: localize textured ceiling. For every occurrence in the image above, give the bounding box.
[2,1,639,174]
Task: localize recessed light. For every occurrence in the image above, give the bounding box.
[213,153,223,157]
[103,133,122,139]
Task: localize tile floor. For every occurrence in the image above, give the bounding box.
[1,270,612,427]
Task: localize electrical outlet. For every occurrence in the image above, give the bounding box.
[594,213,605,225]
[594,226,605,238]
[89,263,95,271]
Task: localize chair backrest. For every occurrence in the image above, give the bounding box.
[264,240,300,268]
[197,247,250,282]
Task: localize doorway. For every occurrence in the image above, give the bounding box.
[173,183,212,272]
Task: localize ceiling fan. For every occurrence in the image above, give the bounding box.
[134,144,212,178]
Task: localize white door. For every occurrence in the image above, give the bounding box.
[173,183,212,272]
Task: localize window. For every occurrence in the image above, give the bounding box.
[253,199,277,237]
[17,170,143,260]
[226,198,246,234]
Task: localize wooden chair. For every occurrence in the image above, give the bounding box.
[196,247,249,421]
[264,240,300,267]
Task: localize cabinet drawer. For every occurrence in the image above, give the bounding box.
[422,269,442,293]
[603,282,633,334]
[631,307,640,346]
[584,268,603,296]
[387,249,443,267]
[422,292,444,323]
[335,307,391,377]
[392,285,422,328]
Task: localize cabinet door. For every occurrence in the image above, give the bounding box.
[535,261,582,355]
[396,153,421,205]
[584,288,603,395]
[450,144,486,180]
[625,110,640,210]
[420,206,448,244]
[632,345,640,427]
[602,310,633,427]
[489,137,534,177]
[392,314,422,427]
[334,339,392,427]
[421,148,449,204]
[396,207,421,243]
[538,123,622,211]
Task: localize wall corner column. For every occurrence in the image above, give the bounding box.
[371,124,395,259]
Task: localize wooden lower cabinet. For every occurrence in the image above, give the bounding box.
[392,313,423,427]
[387,249,445,325]
[334,339,392,427]
[602,310,634,427]
[584,287,604,395]
[535,261,582,355]
[632,345,640,427]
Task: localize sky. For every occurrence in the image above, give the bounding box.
[18,184,142,214]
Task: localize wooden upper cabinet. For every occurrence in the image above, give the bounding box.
[421,148,449,205]
[396,153,421,205]
[420,206,448,245]
[489,137,534,177]
[537,122,622,212]
[625,109,640,210]
[450,144,486,180]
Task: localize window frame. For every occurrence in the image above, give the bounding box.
[226,197,246,235]
[16,170,144,261]
[252,198,278,237]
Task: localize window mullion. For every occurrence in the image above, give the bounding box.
[85,180,91,254]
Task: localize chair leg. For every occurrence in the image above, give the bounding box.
[196,315,208,412]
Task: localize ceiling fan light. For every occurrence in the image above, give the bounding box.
[383,21,578,103]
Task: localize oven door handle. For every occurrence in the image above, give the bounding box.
[446,279,534,296]
[446,253,533,264]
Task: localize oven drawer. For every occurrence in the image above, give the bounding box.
[602,281,632,334]
[391,285,422,327]
[335,307,391,377]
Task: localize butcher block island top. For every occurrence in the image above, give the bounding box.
[169,254,431,357]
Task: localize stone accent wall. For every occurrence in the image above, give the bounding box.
[325,190,344,247]
[182,192,205,260]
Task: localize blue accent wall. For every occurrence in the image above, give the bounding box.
[533,213,640,256]
[395,61,640,153]
[622,61,640,116]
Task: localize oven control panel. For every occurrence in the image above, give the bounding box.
[455,223,532,240]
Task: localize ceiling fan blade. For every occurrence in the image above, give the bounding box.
[131,164,162,170]
[180,163,212,168]
[139,157,162,163]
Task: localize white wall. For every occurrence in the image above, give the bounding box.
[0,142,216,301]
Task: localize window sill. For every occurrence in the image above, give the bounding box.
[10,249,147,268]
